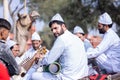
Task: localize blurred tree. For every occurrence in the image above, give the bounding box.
[0,0,27,33]
[1,0,120,29]
[28,0,120,31]
[39,26,55,50]
[60,0,100,33]
[27,0,120,48]
[28,0,70,22]
[0,0,2,5]
[1,0,119,48]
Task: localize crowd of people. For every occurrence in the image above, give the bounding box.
[0,12,120,80]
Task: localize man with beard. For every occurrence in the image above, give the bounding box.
[87,12,120,74]
[18,31,48,80]
[31,13,88,80]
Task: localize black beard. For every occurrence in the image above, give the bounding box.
[54,28,64,38]
[99,29,105,34]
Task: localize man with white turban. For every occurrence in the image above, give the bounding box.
[6,40,19,57]
[87,12,120,74]
[18,32,43,64]
[6,40,23,65]
[73,26,93,51]
[31,13,88,80]
[19,32,48,80]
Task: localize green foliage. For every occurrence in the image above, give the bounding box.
[38,26,55,50]
[97,0,120,25]
[32,0,119,29]
[28,0,70,22]
[60,0,100,33]
[0,0,3,6]
[28,0,120,48]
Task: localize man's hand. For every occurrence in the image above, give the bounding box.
[34,46,47,64]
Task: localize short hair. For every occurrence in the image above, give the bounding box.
[49,20,65,28]
[102,23,113,28]
[81,33,85,36]
[108,24,113,28]
[0,18,11,30]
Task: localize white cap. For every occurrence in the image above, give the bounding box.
[50,13,64,23]
[98,12,112,25]
[6,40,17,48]
[73,26,84,34]
[31,32,41,40]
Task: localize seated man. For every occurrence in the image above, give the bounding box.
[6,40,24,80]
[87,12,120,74]
[6,39,46,80]
[73,25,93,51]
[19,32,48,80]
[31,13,88,80]
[6,40,21,64]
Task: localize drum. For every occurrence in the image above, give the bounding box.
[43,62,61,75]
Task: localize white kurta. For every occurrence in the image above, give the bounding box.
[19,47,37,80]
[84,39,93,51]
[20,47,37,61]
[19,46,48,80]
[87,28,120,73]
[32,30,88,80]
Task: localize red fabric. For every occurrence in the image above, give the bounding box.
[89,74,108,80]
[0,62,10,80]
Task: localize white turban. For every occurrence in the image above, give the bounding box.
[50,13,64,23]
[31,32,41,40]
[98,12,112,25]
[73,26,84,34]
[6,40,17,48]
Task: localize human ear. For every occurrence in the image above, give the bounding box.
[0,29,4,36]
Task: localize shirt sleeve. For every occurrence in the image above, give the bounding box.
[87,33,112,58]
[41,38,65,65]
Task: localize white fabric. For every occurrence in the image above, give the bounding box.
[20,47,37,61]
[87,28,120,73]
[19,46,49,80]
[6,40,17,48]
[96,53,107,64]
[73,26,84,34]
[98,12,112,25]
[31,32,41,40]
[32,72,58,80]
[19,47,38,80]
[23,66,37,80]
[50,13,64,22]
[32,30,88,80]
[84,39,93,51]
[15,57,22,65]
